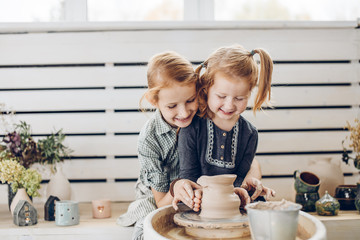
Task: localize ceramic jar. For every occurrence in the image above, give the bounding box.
[306,157,344,197]
[315,191,340,216]
[197,174,240,219]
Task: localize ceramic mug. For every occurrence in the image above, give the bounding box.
[55,200,80,226]
[295,192,320,212]
[92,199,111,219]
[294,170,320,193]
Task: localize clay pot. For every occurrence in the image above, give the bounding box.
[335,185,357,199]
[295,192,320,212]
[335,184,357,210]
[306,157,344,196]
[197,174,240,219]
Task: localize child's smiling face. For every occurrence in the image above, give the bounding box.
[208,71,250,125]
[156,82,198,128]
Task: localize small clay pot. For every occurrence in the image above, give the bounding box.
[295,192,320,212]
[335,198,356,210]
[316,191,340,216]
[335,185,357,199]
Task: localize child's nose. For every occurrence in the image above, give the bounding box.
[178,105,189,117]
[224,98,235,109]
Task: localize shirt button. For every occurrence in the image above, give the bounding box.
[223,133,226,137]
[221,145,224,149]
[220,156,224,160]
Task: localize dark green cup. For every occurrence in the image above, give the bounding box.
[296,192,320,212]
[294,170,320,193]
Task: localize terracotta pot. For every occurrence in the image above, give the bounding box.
[46,165,71,200]
[10,188,32,214]
[306,157,344,197]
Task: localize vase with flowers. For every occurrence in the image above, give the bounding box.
[37,130,73,200]
[0,158,42,213]
[0,118,41,209]
[341,118,360,212]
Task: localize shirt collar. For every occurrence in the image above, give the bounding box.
[154,109,177,135]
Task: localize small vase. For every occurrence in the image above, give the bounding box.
[355,183,360,212]
[46,164,71,200]
[10,188,32,214]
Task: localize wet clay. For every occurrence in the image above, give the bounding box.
[247,199,298,210]
[197,174,241,219]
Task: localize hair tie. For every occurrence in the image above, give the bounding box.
[250,50,255,56]
[200,62,205,67]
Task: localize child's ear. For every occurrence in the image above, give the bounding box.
[145,94,158,107]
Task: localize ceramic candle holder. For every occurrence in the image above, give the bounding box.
[55,200,80,226]
[92,199,111,219]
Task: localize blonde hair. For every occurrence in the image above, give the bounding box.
[140,51,197,110]
[196,44,273,118]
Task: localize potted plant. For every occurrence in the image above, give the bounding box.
[0,158,42,213]
[0,119,41,208]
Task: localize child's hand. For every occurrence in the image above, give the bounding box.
[192,188,202,212]
[241,177,276,201]
[172,179,202,211]
[234,187,251,207]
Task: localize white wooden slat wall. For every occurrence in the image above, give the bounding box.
[0,22,359,203]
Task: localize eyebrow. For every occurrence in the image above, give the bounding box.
[167,94,197,105]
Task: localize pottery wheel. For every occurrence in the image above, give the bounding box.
[173,211,250,239]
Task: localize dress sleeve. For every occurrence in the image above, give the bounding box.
[138,137,169,192]
[234,129,258,187]
[178,120,201,183]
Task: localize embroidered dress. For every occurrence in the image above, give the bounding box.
[178,115,258,187]
[117,109,179,226]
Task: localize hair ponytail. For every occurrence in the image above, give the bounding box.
[252,48,273,113]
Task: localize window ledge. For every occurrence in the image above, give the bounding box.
[0,20,358,34]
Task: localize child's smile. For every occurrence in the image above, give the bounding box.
[156,82,198,128]
[208,72,250,130]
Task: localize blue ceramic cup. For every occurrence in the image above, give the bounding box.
[55,200,80,226]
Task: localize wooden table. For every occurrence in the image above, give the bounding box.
[309,210,360,240]
[0,202,134,240]
[1,202,360,240]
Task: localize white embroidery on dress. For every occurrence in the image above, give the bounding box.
[205,119,238,168]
